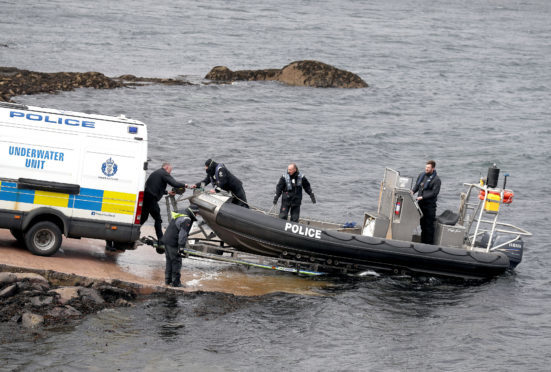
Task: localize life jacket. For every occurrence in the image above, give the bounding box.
[171,211,188,220]
[209,163,225,186]
[285,172,303,191]
[163,213,192,247]
[416,171,437,191]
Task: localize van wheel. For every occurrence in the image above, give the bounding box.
[24,221,62,256]
[10,228,25,244]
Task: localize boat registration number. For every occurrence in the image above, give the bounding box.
[284,222,322,239]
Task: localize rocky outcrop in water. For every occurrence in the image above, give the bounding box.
[0,67,192,102]
[205,66,281,82]
[117,74,193,86]
[0,270,137,329]
[0,60,367,102]
[205,60,368,88]
[0,67,123,102]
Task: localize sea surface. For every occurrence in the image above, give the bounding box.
[2,0,551,370]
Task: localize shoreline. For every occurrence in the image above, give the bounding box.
[0,227,328,329]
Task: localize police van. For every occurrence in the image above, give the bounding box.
[0,102,148,256]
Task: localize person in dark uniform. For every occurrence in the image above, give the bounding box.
[140,162,188,247]
[161,205,198,287]
[411,160,441,244]
[191,159,248,208]
[273,163,316,222]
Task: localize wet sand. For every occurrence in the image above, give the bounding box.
[0,227,327,296]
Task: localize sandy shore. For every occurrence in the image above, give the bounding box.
[0,226,327,297]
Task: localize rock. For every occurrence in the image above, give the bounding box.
[78,287,105,305]
[0,67,198,102]
[30,282,50,292]
[204,60,367,88]
[0,272,17,286]
[278,60,368,88]
[47,305,81,318]
[50,286,81,305]
[64,305,82,317]
[21,312,44,329]
[94,284,136,302]
[205,66,235,82]
[118,74,139,81]
[17,285,44,294]
[0,284,18,298]
[204,66,280,83]
[114,298,134,307]
[13,272,49,285]
[1,269,142,328]
[0,67,123,102]
[47,272,96,288]
[116,74,192,86]
[30,295,54,307]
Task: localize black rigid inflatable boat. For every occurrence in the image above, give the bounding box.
[189,166,531,280]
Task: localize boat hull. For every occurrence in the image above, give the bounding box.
[191,193,511,280]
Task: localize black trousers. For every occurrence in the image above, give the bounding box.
[140,192,163,242]
[279,202,301,222]
[165,244,182,285]
[419,203,436,244]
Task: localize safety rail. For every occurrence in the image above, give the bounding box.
[460,183,531,252]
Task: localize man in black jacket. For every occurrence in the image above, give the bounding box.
[140,162,188,246]
[161,205,198,287]
[192,159,248,208]
[411,160,441,244]
[273,163,316,222]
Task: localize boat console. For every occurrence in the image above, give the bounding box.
[361,166,531,257]
[362,168,422,242]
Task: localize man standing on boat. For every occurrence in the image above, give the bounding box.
[273,163,316,222]
[191,159,249,208]
[411,160,441,244]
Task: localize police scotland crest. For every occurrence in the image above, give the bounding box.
[102,157,118,177]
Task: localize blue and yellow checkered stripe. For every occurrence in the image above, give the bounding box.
[0,180,136,215]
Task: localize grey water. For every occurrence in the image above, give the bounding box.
[2,0,551,370]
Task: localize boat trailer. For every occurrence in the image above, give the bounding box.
[139,192,328,276]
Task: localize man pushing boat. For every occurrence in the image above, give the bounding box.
[190,159,249,208]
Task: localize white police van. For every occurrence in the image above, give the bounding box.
[0,102,148,256]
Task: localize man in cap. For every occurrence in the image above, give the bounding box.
[273,163,316,222]
[161,204,199,287]
[191,159,248,208]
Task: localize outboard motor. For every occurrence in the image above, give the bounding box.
[477,232,524,268]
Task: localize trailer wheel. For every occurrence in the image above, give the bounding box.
[24,221,62,256]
